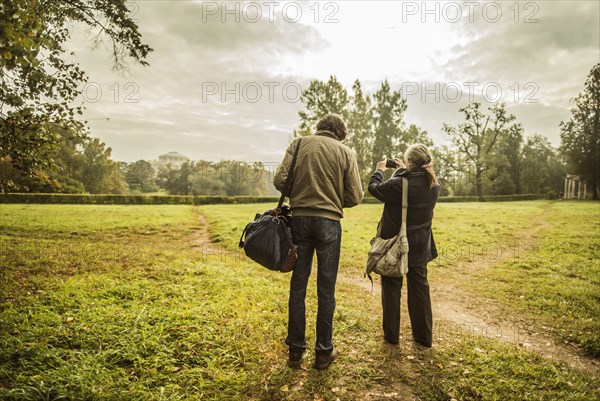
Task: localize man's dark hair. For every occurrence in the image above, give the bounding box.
[316,113,348,141]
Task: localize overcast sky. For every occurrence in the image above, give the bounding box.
[67,0,600,163]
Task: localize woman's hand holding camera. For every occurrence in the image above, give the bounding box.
[376,158,405,172]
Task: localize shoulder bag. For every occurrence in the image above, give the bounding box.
[366,176,409,280]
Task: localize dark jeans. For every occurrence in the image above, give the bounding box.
[381,263,432,346]
[286,216,341,355]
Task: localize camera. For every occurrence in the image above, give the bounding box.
[385,159,397,168]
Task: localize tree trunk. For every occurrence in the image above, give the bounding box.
[476,168,483,201]
[515,161,521,194]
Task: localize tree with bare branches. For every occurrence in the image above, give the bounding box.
[443,102,522,199]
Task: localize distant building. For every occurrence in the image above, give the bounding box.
[149,151,190,170]
[563,174,588,200]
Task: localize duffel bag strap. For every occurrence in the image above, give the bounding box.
[238,223,251,248]
[277,138,303,210]
[401,177,408,239]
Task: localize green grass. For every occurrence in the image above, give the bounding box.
[0,204,388,400]
[419,336,598,401]
[201,200,600,357]
[467,201,600,357]
[0,202,598,400]
[199,201,551,274]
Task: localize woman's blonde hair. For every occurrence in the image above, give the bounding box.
[404,143,439,189]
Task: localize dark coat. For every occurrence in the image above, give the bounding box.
[368,168,440,266]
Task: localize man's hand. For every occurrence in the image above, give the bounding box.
[394,158,406,169]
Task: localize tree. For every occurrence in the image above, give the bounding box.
[0,126,136,194]
[500,124,524,194]
[0,155,64,193]
[50,128,87,192]
[157,162,194,195]
[191,160,269,196]
[404,124,433,148]
[295,75,349,137]
[431,145,459,196]
[79,137,127,194]
[484,124,524,195]
[0,0,152,191]
[521,134,565,196]
[372,80,407,165]
[189,162,226,196]
[159,160,272,196]
[443,102,520,199]
[346,79,374,186]
[560,63,600,199]
[124,160,157,193]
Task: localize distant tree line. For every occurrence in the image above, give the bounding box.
[294,75,573,199]
[0,131,127,194]
[156,160,277,196]
[0,131,278,196]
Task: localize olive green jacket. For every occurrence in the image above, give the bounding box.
[274,130,363,221]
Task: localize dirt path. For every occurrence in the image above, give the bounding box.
[342,209,600,379]
[192,213,212,245]
[192,208,599,384]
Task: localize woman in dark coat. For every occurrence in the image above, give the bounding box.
[368,143,440,347]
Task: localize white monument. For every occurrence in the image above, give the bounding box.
[149,151,190,170]
[563,175,587,200]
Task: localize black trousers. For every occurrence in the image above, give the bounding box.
[381,263,432,346]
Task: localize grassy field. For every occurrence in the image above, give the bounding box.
[465,201,600,357]
[0,202,598,400]
[200,201,550,274]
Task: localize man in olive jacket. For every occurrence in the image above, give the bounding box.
[274,113,363,370]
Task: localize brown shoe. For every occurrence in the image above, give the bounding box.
[314,348,337,370]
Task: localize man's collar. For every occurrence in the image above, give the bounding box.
[315,130,339,140]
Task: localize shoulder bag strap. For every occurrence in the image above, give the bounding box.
[365,175,409,291]
[277,138,302,210]
[400,177,408,238]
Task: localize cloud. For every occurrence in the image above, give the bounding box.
[67,1,325,162]
[65,1,598,162]
[442,1,599,99]
[155,2,324,53]
[137,1,327,72]
[404,1,599,145]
